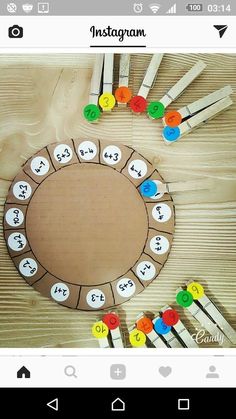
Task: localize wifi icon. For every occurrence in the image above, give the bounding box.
[149,3,161,13]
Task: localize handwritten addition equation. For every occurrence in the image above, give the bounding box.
[150,235,170,255]
[8,232,27,251]
[13,233,25,249]
[104,151,119,162]
[51,283,70,302]
[54,286,67,297]
[13,182,32,200]
[53,144,73,164]
[56,148,71,162]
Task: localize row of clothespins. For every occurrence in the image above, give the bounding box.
[92,281,236,348]
[83,54,234,144]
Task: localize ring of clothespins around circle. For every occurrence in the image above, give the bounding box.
[3,139,175,311]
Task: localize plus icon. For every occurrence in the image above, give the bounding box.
[114,368,122,377]
[110,364,126,380]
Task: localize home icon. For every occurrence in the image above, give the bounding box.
[111,397,125,412]
[17,366,31,379]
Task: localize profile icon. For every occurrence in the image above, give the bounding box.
[206,365,219,379]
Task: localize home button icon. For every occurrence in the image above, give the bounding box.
[17,366,31,379]
[111,397,125,412]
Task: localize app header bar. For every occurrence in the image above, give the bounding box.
[0,16,235,51]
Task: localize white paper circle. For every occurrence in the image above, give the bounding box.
[78,141,97,161]
[30,156,50,176]
[53,144,73,164]
[8,232,27,252]
[5,208,24,227]
[150,180,164,200]
[13,181,32,201]
[102,145,122,165]
[150,235,170,255]
[128,159,147,179]
[19,258,38,277]
[152,203,172,223]
[51,283,70,302]
[116,278,136,298]
[86,289,106,308]
[136,261,156,281]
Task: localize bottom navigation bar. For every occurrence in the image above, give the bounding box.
[1,388,235,417]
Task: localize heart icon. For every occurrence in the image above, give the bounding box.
[158,366,172,377]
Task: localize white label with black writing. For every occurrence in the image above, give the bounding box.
[54,144,73,164]
[86,288,106,308]
[78,141,97,161]
[5,208,24,227]
[51,283,70,302]
[150,235,170,255]
[19,258,38,277]
[8,232,27,251]
[13,181,32,200]
[116,278,136,298]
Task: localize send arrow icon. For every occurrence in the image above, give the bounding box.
[214,25,228,38]
[47,398,59,411]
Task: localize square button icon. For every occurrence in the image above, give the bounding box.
[178,399,190,411]
[110,364,126,380]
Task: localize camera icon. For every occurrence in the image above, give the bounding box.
[8,25,23,38]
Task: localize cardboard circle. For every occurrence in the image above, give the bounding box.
[26,164,149,286]
[3,139,175,311]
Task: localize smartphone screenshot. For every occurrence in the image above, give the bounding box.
[0,0,235,415]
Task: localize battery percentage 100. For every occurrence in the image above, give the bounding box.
[186,3,203,12]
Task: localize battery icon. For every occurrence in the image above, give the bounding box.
[186,3,203,11]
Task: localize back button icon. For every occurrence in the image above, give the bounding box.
[47,398,59,411]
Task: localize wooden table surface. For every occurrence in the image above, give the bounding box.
[0,53,236,348]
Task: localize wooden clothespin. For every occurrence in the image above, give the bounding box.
[130,54,164,113]
[160,306,199,348]
[103,53,114,93]
[136,312,168,348]
[138,54,164,98]
[92,320,111,348]
[176,287,232,347]
[99,53,116,112]
[118,54,130,87]
[160,60,206,108]
[115,54,132,107]
[152,315,184,348]
[162,85,233,143]
[83,54,104,123]
[139,178,214,197]
[103,312,124,348]
[178,85,233,120]
[89,54,104,105]
[187,281,236,345]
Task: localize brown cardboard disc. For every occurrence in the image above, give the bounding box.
[3,139,175,311]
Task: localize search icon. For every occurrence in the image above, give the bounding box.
[64,365,77,378]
